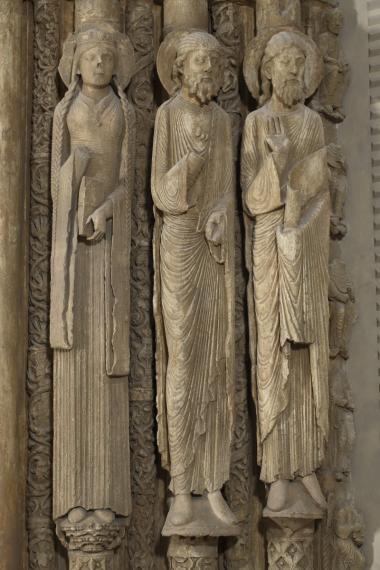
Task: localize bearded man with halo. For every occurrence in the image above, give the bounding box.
[242,29,330,514]
[152,30,236,531]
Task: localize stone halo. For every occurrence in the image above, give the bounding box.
[243,27,324,102]
[59,29,135,90]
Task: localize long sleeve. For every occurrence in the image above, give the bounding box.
[151,103,192,215]
[241,113,283,217]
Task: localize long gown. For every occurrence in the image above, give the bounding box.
[51,89,134,519]
[152,95,235,496]
[241,103,330,483]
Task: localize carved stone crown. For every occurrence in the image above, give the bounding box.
[75,0,124,33]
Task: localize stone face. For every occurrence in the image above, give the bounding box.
[153,29,237,536]
[242,28,330,516]
[50,2,136,566]
[15,1,368,568]
[0,1,30,569]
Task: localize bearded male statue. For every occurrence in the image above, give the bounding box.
[242,30,330,513]
[153,31,236,530]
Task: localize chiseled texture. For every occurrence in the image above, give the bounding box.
[51,87,134,519]
[242,104,330,483]
[152,94,235,495]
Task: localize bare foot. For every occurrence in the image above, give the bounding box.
[267,480,289,512]
[170,494,193,526]
[67,507,87,524]
[300,473,327,509]
[208,490,237,526]
[94,509,115,524]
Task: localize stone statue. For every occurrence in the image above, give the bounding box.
[153,30,236,532]
[50,25,135,528]
[332,503,365,569]
[328,143,347,239]
[256,0,302,30]
[312,5,348,122]
[242,30,330,513]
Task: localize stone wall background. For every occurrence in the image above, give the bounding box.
[340,1,380,568]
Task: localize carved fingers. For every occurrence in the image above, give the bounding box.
[265,116,291,156]
[86,207,107,243]
[205,210,226,246]
[192,127,209,157]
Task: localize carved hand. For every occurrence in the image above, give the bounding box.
[86,201,112,243]
[205,209,226,247]
[266,116,291,176]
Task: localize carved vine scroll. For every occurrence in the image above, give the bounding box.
[27,1,60,569]
[126,1,158,568]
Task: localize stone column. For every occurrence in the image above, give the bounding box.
[168,537,218,569]
[0,1,30,569]
[267,519,315,569]
[56,511,127,570]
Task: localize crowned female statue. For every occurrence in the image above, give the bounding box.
[242,30,330,513]
[50,13,135,525]
[153,30,236,532]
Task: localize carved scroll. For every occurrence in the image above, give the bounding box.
[303,2,365,568]
[27,1,60,568]
[126,1,158,568]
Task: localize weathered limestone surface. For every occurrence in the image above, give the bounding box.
[0,1,30,569]
[339,1,380,567]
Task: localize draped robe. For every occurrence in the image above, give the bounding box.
[50,89,134,519]
[241,104,330,483]
[152,94,235,495]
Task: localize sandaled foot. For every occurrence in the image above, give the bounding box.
[300,473,327,510]
[170,494,193,526]
[267,480,289,512]
[208,490,237,526]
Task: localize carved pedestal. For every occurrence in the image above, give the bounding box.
[56,511,127,570]
[267,519,315,570]
[168,537,218,569]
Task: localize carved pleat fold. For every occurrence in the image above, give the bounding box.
[53,236,131,519]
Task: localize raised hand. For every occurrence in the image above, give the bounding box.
[266,116,291,157]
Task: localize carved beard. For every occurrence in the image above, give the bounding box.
[184,75,218,105]
[273,76,305,108]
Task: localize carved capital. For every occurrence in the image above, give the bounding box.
[56,510,127,570]
[168,537,218,569]
[267,518,315,570]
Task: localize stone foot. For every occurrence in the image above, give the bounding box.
[67,507,87,524]
[267,480,289,512]
[169,494,193,526]
[300,473,327,510]
[207,490,237,525]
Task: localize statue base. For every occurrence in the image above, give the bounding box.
[266,518,316,570]
[56,510,127,570]
[163,495,240,537]
[168,536,218,569]
[264,481,323,570]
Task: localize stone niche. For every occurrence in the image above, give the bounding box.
[0,0,374,569]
